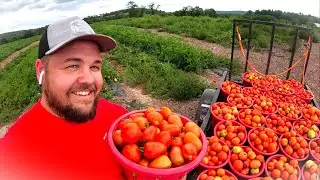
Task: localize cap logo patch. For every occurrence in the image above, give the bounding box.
[69,19,93,35]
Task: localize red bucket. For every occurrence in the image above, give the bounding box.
[107,110,208,180]
[197,169,238,180]
[213,120,247,147]
[199,138,230,169]
[247,127,280,156]
[279,134,310,162]
[308,138,320,162]
[228,146,266,179]
[210,102,238,129]
[301,160,320,180]
[227,93,254,109]
[220,81,243,100]
[237,109,266,130]
[274,84,295,96]
[292,120,320,141]
[252,80,274,92]
[278,103,303,121]
[265,114,292,136]
[243,87,264,100]
[295,88,314,104]
[242,72,253,87]
[265,154,301,179]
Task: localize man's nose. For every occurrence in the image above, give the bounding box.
[78,67,95,84]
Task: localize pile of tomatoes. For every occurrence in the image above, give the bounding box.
[266,155,300,180]
[201,136,230,167]
[112,106,204,169]
[229,146,265,177]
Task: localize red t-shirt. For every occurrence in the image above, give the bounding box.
[0,98,128,180]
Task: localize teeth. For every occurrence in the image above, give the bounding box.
[74,91,90,96]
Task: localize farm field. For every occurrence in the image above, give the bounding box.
[0,35,40,62]
[106,15,315,49]
[0,14,319,139]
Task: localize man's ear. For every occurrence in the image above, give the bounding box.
[35,59,45,84]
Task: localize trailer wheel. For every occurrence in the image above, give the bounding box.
[195,89,216,126]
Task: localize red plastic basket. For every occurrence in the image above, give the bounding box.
[309,138,320,163]
[107,110,208,180]
[213,120,247,147]
[199,139,230,169]
[279,134,310,162]
[247,127,280,156]
[292,120,320,141]
[265,154,301,179]
[228,146,266,179]
[196,169,238,180]
[242,72,254,87]
[227,94,254,109]
[237,109,266,130]
[265,114,292,136]
[210,102,238,128]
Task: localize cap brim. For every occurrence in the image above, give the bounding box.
[45,34,116,55]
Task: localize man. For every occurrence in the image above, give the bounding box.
[0,16,129,180]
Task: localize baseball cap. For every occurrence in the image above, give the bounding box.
[38,16,116,59]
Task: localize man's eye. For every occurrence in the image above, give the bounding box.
[67,65,78,69]
[91,66,100,71]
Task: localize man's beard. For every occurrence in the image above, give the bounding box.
[43,79,100,123]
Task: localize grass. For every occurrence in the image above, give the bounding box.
[0,48,41,123]
[107,44,212,100]
[0,36,40,62]
[92,23,237,73]
[104,15,309,49]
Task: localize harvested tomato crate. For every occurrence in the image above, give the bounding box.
[187,19,319,180]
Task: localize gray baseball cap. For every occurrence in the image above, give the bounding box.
[38,16,116,59]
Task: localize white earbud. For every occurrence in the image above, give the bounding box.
[39,70,45,85]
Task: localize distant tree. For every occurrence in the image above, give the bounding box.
[127,1,138,9]
[127,1,139,17]
[140,5,146,17]
[204,8,216,17]
[191,6,204,16]
[0,38,8,44]
[148,2,160,15]
[23,30,33,38]
[246,10,253,15]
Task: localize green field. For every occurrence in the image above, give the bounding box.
[92,23,237,73]
[105,15,312,49]
[0,36,40,62]
[0,18,243,124]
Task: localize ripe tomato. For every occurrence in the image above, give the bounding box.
[146,111,163,126]
[143,142,167,159]
[142,125,158,142]
[122,144,141,163]
[121,122,141,144]
[156,131,172,147]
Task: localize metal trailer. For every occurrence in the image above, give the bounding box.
[187,19,319,180]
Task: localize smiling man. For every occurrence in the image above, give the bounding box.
[0,16,128,180]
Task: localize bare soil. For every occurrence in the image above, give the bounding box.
[0,41,39,70]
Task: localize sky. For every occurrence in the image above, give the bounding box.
[0,0,319,34]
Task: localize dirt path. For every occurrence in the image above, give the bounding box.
[108,59,203,121]
[148,29,320,103]
[0,41,39,70]
[113,84,200,121]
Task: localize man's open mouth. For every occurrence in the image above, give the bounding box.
[72,91,92,96]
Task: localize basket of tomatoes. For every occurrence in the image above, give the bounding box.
[108,107,208,180]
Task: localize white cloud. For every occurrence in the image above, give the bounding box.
[0,0,319,34]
